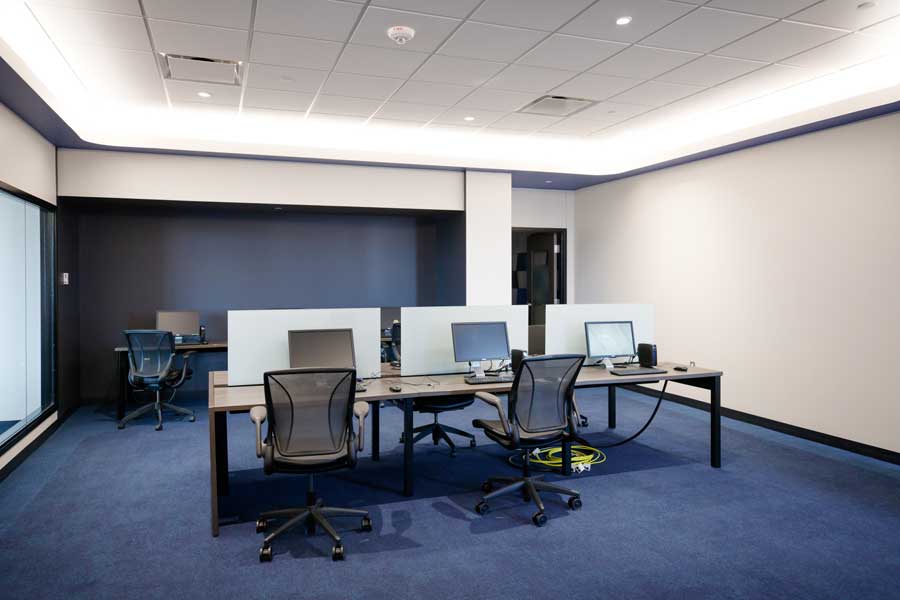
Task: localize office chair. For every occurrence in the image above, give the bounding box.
[250,368,372,562]
[389,321,401,366]
[472,354,585,526]
[400,394,477,456]
[119,330,195,430]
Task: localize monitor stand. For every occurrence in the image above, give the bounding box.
[469,361,486,378]
[591,358,614,369]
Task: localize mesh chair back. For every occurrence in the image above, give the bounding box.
[124,330,175,378]
[510,354,584,434]
[263,368,356,457]
[390,322,401,360]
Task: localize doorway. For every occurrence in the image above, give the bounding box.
[512,228,566,326]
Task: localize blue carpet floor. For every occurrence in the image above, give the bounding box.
[1,387,898,600]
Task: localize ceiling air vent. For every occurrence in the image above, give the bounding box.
[160,54,242,86]
[519,95,593,117]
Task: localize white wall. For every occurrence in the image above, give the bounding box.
[57,149,464,211]
[575,111,900,453]
[512,188,576,304]
[465,171,512,305]
[544,304,654,357]
[0,102,56,205]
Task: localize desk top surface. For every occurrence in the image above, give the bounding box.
[209,362,722,412]
[115,341,228,352]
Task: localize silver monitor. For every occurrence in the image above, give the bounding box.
[451,321,510,377]
[288,328,356,370]
[584,321,635,368]
[156,310,200,336]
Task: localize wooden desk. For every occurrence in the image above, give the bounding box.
[208,362,722,536]
[114,342,227,420]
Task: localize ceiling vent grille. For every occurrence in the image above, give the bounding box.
[519,95,594,117]
[160,54,242,86]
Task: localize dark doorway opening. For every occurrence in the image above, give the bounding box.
[512,228,566,326]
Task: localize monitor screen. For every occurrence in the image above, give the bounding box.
[584,321,636,359]
[451,321,510,363]
[288,328,356,369]
[156,310,200,336]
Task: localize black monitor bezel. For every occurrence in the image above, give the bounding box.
[450,321,511,363]
[287,327,357,369]
[583,320,636,360]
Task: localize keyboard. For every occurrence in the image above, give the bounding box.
[609,367,667,376]
[464,373,514,385]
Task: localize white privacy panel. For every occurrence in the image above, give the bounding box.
[400,305,528,376]
[544,304,655,357]
[228,308,381,386]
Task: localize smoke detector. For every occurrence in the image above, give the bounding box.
[387,25,416,45]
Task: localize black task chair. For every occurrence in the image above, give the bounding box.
[472,354,585,526]
[389,321,401,366]
[250,368,372,562]
[119,330,195,430]
[400,394,477,456]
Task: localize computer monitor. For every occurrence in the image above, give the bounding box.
[380,307,401,333]
[584,321,636,368]
[451,321,510,377]
[156,310,200,336]
[288,328,356,370]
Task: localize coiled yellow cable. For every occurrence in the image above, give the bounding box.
[509,445,607,473]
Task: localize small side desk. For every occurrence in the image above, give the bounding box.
[208,362,723,536]
[114,341,228,420]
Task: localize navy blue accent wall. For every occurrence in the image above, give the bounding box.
[62,198,465,404]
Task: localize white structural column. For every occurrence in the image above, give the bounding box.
[465,171,512,305]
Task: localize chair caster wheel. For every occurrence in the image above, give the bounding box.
[256,519,268,533]
[580,416,589,427]
[117,422,125,430]
[532,512,548,527]
[475,501,490,515]
[332,544,345,561]
[189,415,196,422]
[568,496,582,511]
[155,424,163,431]
[399,434,405,444]
[259,545,273,562]
[469,439,476,448]
[480,481,493,493]
[360,516,373,532]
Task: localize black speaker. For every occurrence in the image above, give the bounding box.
[637,343,657,367]
[511,349,527,373]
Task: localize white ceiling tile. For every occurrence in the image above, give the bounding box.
[574,100,649,121]
[488,113,562,132]
[432,107,506,127]
[392,81,473,106]
[424,124,480,135]
[709,63,818,106]
[371,0,482,19]
[863,15,900,37]
[143,0,253,29]
[706,0,820,18]
[715,21,846,63]
[28,0,141,14]
[322,72,404,99]
[518,35,626,72]
[470,0,595,32]
[560,0,695,43]
[609,80,704,107]
[551,72,642,101]
[790,0,900,30]
[167,80,241,105]
[306,113,367,125]
[438,22,547,62]
[242,106,308,120]
[374,101,445,122]
[591,45,700,79]
[243,87,314,111]
[656,55,763,86]
[171,101,239,113]
[312,94,383,116]
[150,20,249,60]
[335,44,429,78]
[367,118,426,130]
[642,7,775,53]
[30,5,150,51]
[412,55,507,86]
[351,7,460,52]
[250,32,342,70]
[780,32,892,71]
[484,65,577,93]
[541,116,610,135]
[168,56,238,83]
[455,87,535,112]
[254,0,362,41]
[246,63,329,92]
[61,44,165,103]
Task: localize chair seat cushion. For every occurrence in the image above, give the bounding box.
[266,443,355,475]
[472,419,565,449]
[414,394,475,413]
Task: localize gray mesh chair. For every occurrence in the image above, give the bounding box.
[472,354,585,527]
[119,330,195,430]
[389,322,401,365]
[250,368,372,562]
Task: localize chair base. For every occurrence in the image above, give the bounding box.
[475,474,581,526]
[117,390,195,430]
[399,417,475,456]
[257,496,371,562]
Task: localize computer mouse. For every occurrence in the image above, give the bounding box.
[390,384,402,392]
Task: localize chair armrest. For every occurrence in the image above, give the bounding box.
[353,401,369,451]
[169,351,195,387]
[250,406,267,458]
[475,391,511,436]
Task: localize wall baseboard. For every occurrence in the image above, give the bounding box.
[0,411,60,482]
[623,384,900,467]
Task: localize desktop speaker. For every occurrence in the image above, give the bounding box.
[511,349,527,374]
[637,343,657,367]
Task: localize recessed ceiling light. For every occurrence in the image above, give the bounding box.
[196,91,212,98]
[463,116,475,121]
[857,1,876,9]
[545,180,553,184]
[616,16,632,26]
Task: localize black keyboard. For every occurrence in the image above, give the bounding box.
[464,373,514,385]
[609,367,667,376]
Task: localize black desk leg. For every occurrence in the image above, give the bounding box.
[403,398,414,497]
[608,385,617,429]
[215,412,230,496]
[371,402,380,461]
[711,376,721,468]
[116,351,127,421]
[561,439,572,476]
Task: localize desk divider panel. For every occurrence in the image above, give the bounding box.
[545,304,655,356]
[228,308,381,386]
[400,305,528,376]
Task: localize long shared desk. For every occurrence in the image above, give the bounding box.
[208,362,723,536]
